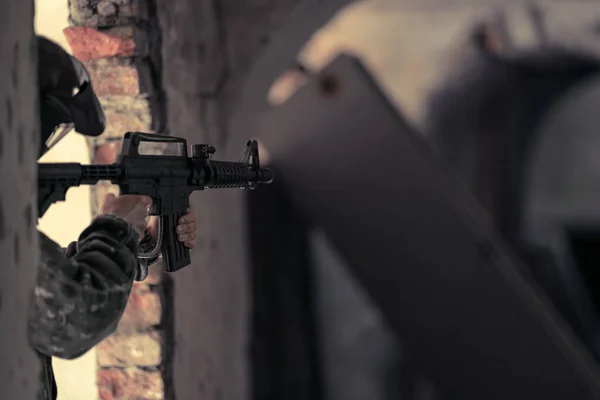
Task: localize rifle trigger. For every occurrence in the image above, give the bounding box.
[138,217,163,260]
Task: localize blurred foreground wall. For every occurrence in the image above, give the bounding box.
[0,0,39,399]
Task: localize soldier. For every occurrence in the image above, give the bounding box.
[30,36,197,400]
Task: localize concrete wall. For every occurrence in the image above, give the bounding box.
[0,0,40,398]
[34,1,98,399]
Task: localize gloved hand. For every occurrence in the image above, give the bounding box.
[100,193,152,239]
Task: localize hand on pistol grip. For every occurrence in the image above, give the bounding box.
[140,208,197,272]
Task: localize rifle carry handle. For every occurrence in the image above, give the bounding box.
[121,132,189,158]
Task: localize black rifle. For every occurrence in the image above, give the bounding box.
[38,132,274,272]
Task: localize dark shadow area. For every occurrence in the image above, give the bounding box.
[247,182,324,400]
[569,229,600,314]
[140,0,168,133]
[158,274,176,400]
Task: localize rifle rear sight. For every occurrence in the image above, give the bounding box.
[191,144,216,159]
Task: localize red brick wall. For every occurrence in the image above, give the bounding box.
[64,1,170,399]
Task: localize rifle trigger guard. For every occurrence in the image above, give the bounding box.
[138,217,163,260]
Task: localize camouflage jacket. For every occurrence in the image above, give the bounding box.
[30,214,159,400]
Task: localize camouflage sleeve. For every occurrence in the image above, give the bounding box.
[63,229,158,281]
[28,214,139,360]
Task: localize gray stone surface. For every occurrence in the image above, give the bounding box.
[69,0,148,27]
[157,1,246,398]
[0,0,40,398]
[97,0,117,17]
[156,0,316,397]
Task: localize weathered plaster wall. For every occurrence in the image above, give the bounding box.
[0,0,39,398]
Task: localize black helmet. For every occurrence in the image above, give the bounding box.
[38,35,106,157]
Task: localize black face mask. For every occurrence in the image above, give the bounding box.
[39,97,75,159]
[37,36,106,159]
